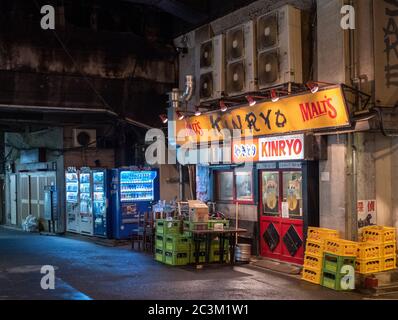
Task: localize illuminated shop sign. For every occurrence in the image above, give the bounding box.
[232,134,305,163]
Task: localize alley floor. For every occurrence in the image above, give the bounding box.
[0,226,393,300]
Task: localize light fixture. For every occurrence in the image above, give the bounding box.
[220,101,228,112]
[246,96,256,107]
[306,81,319,94]
[194,107,202,116]
[159,114,168,124]
[271,89,279,102]
[176,111,185,120]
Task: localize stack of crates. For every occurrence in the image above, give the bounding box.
[321,239,358,291]
[208,219,229,230]
[155,219,190,266]
[209,238,230,263]
[356,226,397,274]
[302,227,339,285]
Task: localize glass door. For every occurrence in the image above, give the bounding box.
[260,170,304,264]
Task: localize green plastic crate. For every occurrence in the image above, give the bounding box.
[210,249,229,263]
[155,234,164,250]
[208,219,229,230]
[164,251,189,266]
[321,271,355,291]
[156,219,165,235]
[187,221,208,231]
[165,235,190,252]
[164,220,182,235]
[323,253,356,274]
[155,248,164,263]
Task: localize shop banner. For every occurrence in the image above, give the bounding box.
[174,86,350,144]
[374,1,398,107]
[232,134,305,163]
[357,200,377,229]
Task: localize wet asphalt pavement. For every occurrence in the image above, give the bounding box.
[0,226,381,300]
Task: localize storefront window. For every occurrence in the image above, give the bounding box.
[216,171,233,201]
[261,172,279,216]
[283,171,303,217]
[235,171,253,202]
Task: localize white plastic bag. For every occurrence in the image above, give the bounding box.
[22,214,38,232]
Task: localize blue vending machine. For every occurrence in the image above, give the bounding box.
[92,169,112,238]
[111,168,160,239]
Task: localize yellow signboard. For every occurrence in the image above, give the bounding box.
[173,86,350,144]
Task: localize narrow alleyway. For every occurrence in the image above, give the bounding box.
[0,227,380,300]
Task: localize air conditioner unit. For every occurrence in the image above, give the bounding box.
[256,5,302,89]
[225,21,256,96]
[73,129,96,148]
[198,34,225,102]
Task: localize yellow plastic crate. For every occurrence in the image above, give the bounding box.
[355,258,382,274]
[362,226,396,243]
[357,243,382,259]
[302,267,322,285]
[324,239,359,257]
[382,242,396,257]
[304,254,323,270]
[307,227,339,241]
[382,255,397,271]
[305,239,324,257]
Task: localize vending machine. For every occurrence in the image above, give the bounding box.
[111,168,160,239]
[79,167,93,236]
[66,167,80,233]
[92,169,112,238]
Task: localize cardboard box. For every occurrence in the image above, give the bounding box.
[188,200,209,223]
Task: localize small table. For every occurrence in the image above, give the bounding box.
[189,228,247,266]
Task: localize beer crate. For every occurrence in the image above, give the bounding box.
[302,267,322,285]
[165,235,190,252]
[321,271,354,291]
[357,243,382,259]
[210,249,229,263]
[307,227,339,241]
[361,226,396,243]
[355,258,382,274]
[190,251,206,264]
[304,254,323,270]
[305,239,324,257]
[382,242,396,257]
[322,253,355,274]
[164,251,189,266]
[324,239,358,257]
[382,255,397,272]
[155,234,164,250]
[208,219,229,230]
[155,248,164,263]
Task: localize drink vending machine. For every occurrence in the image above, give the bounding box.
[79,167,93,236]
[92,169,112,238]
[111,168,160,239]
[66,167,79,233]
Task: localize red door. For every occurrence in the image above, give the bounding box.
[259,170,304,265]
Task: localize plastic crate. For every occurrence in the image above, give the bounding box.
[304,254,323,270]
[361,226,396,243]
[305,239,324,257]
[165,235,190,252]
[155,234,164,250]
[188,222,209,231]
[322,271,355,291]
[190,251,206,264]
[355,258,382,274]
[302,267,322,285]
[156,219,165,234]
[324,239,358,257]
[210,249,229,263]
[381,255,397,271]
[323,253,355,274]
[357,243,382,259]
[382,242,396,257]
[164,251,189,266]
[164,220,182,235]
[155,248,164,263]
[208,219,229,230]
[307,227,339,241]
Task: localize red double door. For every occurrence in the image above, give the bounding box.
[259,170,304,265]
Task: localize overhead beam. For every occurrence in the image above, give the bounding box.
[123,0,207,25]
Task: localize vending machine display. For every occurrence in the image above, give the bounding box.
[79,168,93,236]
[111,168,159,239]
[92,169,112,238]
[66,168,79,233]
